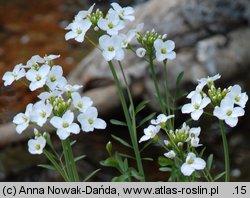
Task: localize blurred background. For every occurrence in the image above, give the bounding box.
[0,0,249,181]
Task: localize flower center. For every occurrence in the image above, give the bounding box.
[226,110,232,116]
[108,46,114,52]
[50,76,56,82]
[76,28,82,35]
[12,73,18,78]
[187,158,194,164]
[235,96,240,102]
[62,122,69,128]
[108,22,114,29]
[35,144,41,150]
[22,116,28,123]
[88,119,94,125]
[77,102,83,108]
[40,111,46,118]
[161,48,167,54]
[194,103,200,110]
[36,75,42,81]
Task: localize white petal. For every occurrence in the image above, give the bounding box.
[16,123,29,134]
[225,117,238,127]
[68,123,80,134]
[181,163,195,176]
[192,158,206,170]
[213,107,226,120]
[191,109,203,120]
[232,107,245,117]
[200,97,211,109]
[50,116,63,129]
[62,111,74,124]
[165,40,175,52]
[57,129,70,140]
[65,31,77,40]
[181,104,194,114]
[165,51,176,60]
[139,135,150,143]
[93,118,107,129]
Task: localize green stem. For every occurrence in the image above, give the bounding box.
[148,52,166,115]
[219,120,230,182]
[43,149,69,181]
[108,61,145,181]
[163,61,173,129]
[62,139,80,182]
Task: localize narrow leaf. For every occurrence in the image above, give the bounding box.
[138,112,156,128]
[111,134,132,149]
[135,100,150,114]
[158,156,173,166]
[142,157,154,161]
[110,119,127,127]
[175,71,184,88]
[159,167,172,172]
[207,154,213,170]
[38,164,56,171]
[74,155,86,162]
[70,140,77,146]
[83,169,101,182]
[214,172,226,181]
[120,153,135,160]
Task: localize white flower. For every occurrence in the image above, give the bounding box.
[99,35,124,61]
[46,65,67,91]
[38,90,63,101]
[154,39,176,61]
[164,150,176,159]
[77,107,106,132]
[181,152,206,176]
[213,97,245,127]
[28,136,46,155]
[136,48,146,58]
[13,103,33,134]
[98,11,124,35]
[50,110,80,140]
[65,19,92,42]
[197,74,221,86]
[182,93,211,120]
[190,137,202,147]
[26,55,44,69]
[59,84,83,92]
[74,4,95,21]
[139,125,161,143]
[71,92,93,113]
[226,85,248,108]
[111,3,135,21]
[187,82,207,99]
[151,114,175,128]
[2,64,26,86]
[186,127,201,141]
[31,101,53,127]
[26,64,50,91]
[43,54,60,64]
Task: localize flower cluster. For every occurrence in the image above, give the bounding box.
[182,74,248,127]
[2,55,107,154]
[139,114,206,176]
[65,3,176,63]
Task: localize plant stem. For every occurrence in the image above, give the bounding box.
[219,120,230,182]
[148,52,166,116]
[62,139,80,182]
[163,61,174,129]
[108,61,145,181]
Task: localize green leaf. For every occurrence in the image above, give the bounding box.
[38,164,56,171]
[207,154,213,170]
[142,157,154,161]
[111,135,132,149]
[70,140,77,146]
[110,119,127,126]
[175,71,184,88]
[74,155,86,162]
[115,152,125,172]
[83,169,101,182]
[130,168,144,181]
[120,153,135,160]
[100,157,119,169]
[106,141,113,156]
[200,147,206,156]
[129,104,134,117]
[214,172,226,181]
[135,100,150,114]
[137,112,156,128]
[158,156,173,167]
[159,167,172,172]
[112,174,130,182]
